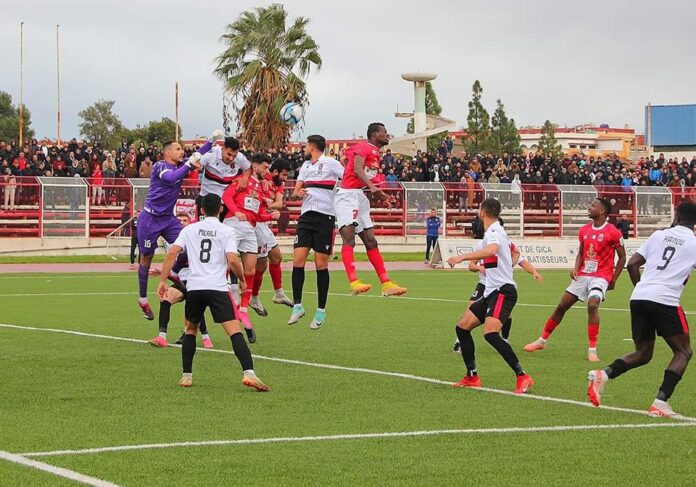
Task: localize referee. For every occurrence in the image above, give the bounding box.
[287,135,345,329]
[158,193,269,391]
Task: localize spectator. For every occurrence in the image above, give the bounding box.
[471,214,484,239]
[3,167,17,211]
[615,213,631,239]
[91,165,104,205]
[139,156,153,178]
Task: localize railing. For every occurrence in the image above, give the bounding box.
[0,178,692,239]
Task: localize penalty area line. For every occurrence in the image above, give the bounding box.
[0,450,120,486]
[20,422,696,458]
[1,322,695,423]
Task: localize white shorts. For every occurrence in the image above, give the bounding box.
[566,276,609,302]
[335,188,373,233]
[223,218,258,254]
[255,222,278,258]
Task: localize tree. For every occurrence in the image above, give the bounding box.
[145,118,181,146]
[538,119,563,158]
[78,99,125,150]
[0,91,34,144]
[406,81,446,153]
[215,3,322,149]
[464,80,490,154]
[490,99,521,155]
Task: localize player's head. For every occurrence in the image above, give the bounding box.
[480,198,501,223]
[589,198,611,219]
[367,123,389,148]
[270,159,290,186]
[162,141,183,163]
[251,153,272,178]
[306,134,326,158]
[222,137,240,164]
[675,200,696,228]
[201,193,222,218]
[176,212,191,227]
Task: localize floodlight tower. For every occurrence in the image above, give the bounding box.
[400,72,437,152]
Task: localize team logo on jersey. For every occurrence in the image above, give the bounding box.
[318,163,324,173]
[587,244,596,259]
[598,234,604,242]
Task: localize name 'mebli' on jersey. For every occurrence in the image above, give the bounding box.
[342,141,381,189]
[577,222,623,282]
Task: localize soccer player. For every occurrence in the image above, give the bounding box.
[249,159,293,316]
[158,193,269,391]
[447,198,534,394]
[136,137,216,320]
[524,198,626,362]
[334,123,406,297]
[148,213,213,349]
[222,154,280,341]
[453,239,543,352]
[197,134,252,220]
[587,201,696,418]
[288,135,345,328]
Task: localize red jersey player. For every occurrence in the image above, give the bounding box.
[525,198,626,362]
[334,122,406,297]
[222,154,280,341]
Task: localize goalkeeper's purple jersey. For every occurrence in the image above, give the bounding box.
[142,142,212,215]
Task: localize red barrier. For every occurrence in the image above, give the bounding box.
[85,178,134,237]
[520,184,561,237]
[0,176,41,237]
[442,182,484,237]
[595,185,636,237]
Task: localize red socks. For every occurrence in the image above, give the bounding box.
[588,323,599,348]
[241,274,254,308]
[366,248,389,283]
[252,270,264,297]
[541,318,559,340]
[269,262,283,290]
[341,245,357,282]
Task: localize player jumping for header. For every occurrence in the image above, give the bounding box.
[524,198,626,362]
[334,123,406,297]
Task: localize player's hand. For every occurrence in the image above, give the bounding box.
[148,267,161,277]
[270,210,281,220]
[447,256,462,268]
[234,212,247,221]
[295,188,307,198]
[157,282,169,301]
[208,129,224,143]
[238,277,247,293]
[236,176,249,190]
[533,271,544,284]
[607,280,616,291]
[187,152,202,169]
[570,270,578,280]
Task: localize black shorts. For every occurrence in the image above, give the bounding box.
[630,300,689,342]
[185,290,236,325]
[171,280,187,299]
[294,211,336,255]
[468,284,517,324]
[470,283,486,302]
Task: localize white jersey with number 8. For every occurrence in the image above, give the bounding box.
[172,217,238,292]
[631,225,696,306]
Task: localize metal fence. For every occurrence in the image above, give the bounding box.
[0,178,690,238]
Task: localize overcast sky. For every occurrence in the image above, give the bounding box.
[2,0,695,141]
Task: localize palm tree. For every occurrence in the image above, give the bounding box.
[215,4,322,150]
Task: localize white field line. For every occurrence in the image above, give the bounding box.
[1,289,694,316]
[0,450,119,486]
[21,422,696,458]
[1,323,695,423]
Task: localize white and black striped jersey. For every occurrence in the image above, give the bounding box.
[297,155,344,216]
[199,146,251,197]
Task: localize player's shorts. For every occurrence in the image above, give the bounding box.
[294,211,336,255]
[335,188,373,233]
[185,290,236,324]
[630,299,689,341]
[255,222,278,258]
[468,284,517,324]
[223,218,257,254]
[469,282,486,302]
[566,276,609,302]
[137,211,182,256]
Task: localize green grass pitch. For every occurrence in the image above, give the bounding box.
[1,269,695,486]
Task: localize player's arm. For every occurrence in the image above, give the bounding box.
[519,259,544,284]
[626,251,646,287]
[571,241,584,280]
[468,260,482,273]
[292,179,307,198]
[608,243,627,290]
[158,244,183,300]
[221,185,245,221]
[257,202,280,222]
[354,155,386,199]
[447,243,499,267]
[268,189,284,210]
[235,153,253,189]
